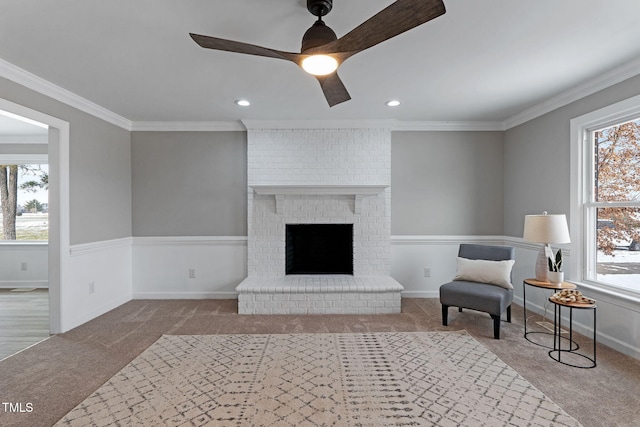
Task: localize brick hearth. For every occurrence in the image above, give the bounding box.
[237,275,402,314]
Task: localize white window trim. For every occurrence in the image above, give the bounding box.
[570,93,640,300]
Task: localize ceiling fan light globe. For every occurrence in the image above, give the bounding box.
[302,55,338,76]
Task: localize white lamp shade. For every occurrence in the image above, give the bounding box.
[523,213,571,244]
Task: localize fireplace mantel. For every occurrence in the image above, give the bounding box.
[251,185,388,196]
[251,185,388,214]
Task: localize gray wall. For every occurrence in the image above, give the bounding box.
[0,143,48,155]
[503,74,640,237]
[71,117,131,244]
[131,131,247,236]
[132,130,503,237]
[391,131,505,235]
[8,67,638,243]
[0,77,132,245]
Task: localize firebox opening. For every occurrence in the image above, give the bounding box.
[286,224,353,275]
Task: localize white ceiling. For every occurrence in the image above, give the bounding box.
[0,114,48,139]
[0,115,46,135]
[1,0,640,125]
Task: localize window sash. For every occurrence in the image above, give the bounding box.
[585,201,640,208]
[570,95,640,296]
[583,124,640,288]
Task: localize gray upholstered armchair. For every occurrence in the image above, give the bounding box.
[439,244,515,339]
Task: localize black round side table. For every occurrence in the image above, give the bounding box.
[523,278,578,350]
[548,296,597,369]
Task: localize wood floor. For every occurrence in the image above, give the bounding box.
[0,288,50,361]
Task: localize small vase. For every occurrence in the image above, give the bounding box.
[547,271,564,284]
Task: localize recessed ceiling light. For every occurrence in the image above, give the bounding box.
[235,99,251,107]
[385,100,400,107]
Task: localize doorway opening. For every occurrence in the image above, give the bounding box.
[0,98,70,344]
[0,110,50,359]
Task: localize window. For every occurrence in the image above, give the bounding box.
[0,162,48,241]
[591,119,640,291]
[571,94,640,296]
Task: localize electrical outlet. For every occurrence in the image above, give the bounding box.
[20,262,27,271]
[189,268,196,279]
[424,267,431,277]
[88,281,96,294]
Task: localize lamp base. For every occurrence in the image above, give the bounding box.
[535,245,549,282]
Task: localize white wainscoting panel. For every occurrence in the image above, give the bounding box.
[391,235,640,360]
[59,234,639,360]
[391,236,507,298]
[132,236,247,299]
[66,237,132,330]
[0,242,48,288]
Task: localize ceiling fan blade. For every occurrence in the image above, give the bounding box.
[321,0,446,55]
[190,33,301,63]
[315,72,351,107]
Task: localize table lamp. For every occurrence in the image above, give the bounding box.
[523,212,571,282]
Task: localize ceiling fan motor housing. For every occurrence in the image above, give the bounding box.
[301,20,337,53]
[307,0,332,17]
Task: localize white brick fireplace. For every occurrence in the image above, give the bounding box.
[236,124,403,314]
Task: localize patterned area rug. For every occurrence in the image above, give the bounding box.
[55,332,581,426]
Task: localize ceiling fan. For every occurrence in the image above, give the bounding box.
[190,0,446,107]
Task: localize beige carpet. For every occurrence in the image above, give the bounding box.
[54,331,581,426]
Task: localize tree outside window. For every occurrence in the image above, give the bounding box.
[0,164,48,241]
[593,118,640,289]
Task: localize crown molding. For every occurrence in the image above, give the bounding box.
[132,120,507,132]
[242,119,397,130]
[392,121,506,131]
[131,120,507,132]
[131,121,245,132]
[0,59,132,131]
[503,57,640,130]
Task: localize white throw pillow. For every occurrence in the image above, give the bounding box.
[454,257,515,289]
